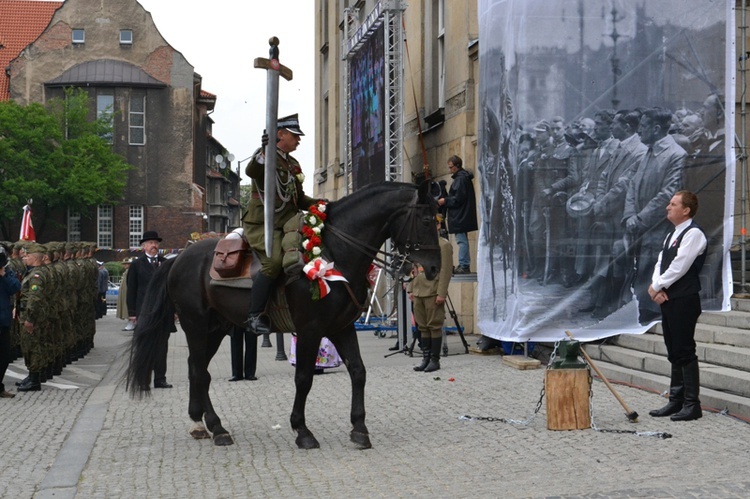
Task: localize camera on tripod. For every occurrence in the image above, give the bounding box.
[414,172,448,237]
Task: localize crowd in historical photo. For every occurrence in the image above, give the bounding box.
[513,94,726,325]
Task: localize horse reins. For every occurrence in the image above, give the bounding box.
[322,195,438,310]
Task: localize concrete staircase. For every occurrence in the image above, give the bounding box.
[584,297,750,419]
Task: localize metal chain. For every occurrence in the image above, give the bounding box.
[460,340,672,438]
[460,341,560,426]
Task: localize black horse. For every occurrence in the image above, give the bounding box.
[127,182,441,448]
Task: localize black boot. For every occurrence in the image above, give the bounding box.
[671,359,702,421]
[244,273,274,336]
[413,337,431,371]
[18,372,41,392]
[650,364,684,417]
[424,339,441,373]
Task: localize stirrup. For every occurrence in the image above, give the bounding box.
[244,313,271,336]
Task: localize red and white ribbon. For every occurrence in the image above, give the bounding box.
[303,257,348,299]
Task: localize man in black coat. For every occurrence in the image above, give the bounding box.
[126,230,173,389]
[438,155,478,273]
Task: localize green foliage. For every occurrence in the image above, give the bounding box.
[0,88,132,239]
[240,184,253,208]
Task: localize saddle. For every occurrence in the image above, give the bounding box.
[208,235,294,332]
[209,235,255,281]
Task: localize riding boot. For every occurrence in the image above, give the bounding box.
[17,372,41,392]
[244,273,274,336]
[649,363,684,417]
[413,337,431,371]
[671,359,702,421]
[424,341,441,373]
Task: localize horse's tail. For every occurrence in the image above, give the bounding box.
[126,257,177,398]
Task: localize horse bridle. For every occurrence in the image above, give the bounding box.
[325,197,439,278]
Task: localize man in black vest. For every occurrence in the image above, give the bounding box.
[648,191,706,421]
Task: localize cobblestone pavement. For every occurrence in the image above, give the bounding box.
[1,315,749,498]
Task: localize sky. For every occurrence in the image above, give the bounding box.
[137,0,317,191]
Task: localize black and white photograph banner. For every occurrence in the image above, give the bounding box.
[476,0,734,342]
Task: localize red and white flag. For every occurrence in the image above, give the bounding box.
[20,204,36,242]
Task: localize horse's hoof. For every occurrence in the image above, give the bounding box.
[295,434,320,449]
[350,431,372,449]
[190,428,211,440]
[189,422,211,440]
[213,433,234,446]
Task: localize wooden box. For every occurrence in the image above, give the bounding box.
[545,369,591,430]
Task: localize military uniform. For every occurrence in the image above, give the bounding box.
[240,113,317,336]
[243,147,315,279]
[17,242,50,391]
[408,236,453,372]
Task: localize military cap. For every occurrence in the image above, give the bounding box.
[534,120,551,133]
[278,113,305,136]
[24,242,47,254]
[65,242,79,253]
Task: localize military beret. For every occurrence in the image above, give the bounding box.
[24,242,47,254]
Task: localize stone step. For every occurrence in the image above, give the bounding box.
[584,344,750,399]
[730,297,750,312]
[613,333,750,371]
[588,361,750,420]
[698,309,750,329]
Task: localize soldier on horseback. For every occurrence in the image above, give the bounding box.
[242,114,319,335]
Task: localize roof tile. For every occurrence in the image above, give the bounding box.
[0,0,64,100]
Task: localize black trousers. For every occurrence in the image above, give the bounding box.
[230,326,257,379]
[153,332,170,384]
[0,326,10,392]
[660,293,701,366]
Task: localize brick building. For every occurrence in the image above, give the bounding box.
[1,0,240,254]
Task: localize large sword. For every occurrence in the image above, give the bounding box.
[254,37,293,257]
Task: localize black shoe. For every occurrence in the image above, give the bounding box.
[649,401,683,418]
[388,343,400,351]
[244,313,271,336]
[454,266,471,274]
[154,381,173,389]
[244,375,258,381]
[228,376,242,382]
[17,374,41,392]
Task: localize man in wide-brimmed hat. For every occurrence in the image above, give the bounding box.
[127,230,174,389]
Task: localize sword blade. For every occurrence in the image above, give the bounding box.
[264,68,280,258]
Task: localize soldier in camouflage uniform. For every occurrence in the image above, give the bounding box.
[17,242,51,392]
[63,242,80,363]
[6,242,25,361]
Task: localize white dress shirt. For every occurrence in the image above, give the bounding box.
[651,218,707,291]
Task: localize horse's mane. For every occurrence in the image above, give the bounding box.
[327,181,417,213]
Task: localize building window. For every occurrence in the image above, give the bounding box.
[97,93,114,143]
[98,205,113,249]
[437,0,445,109]
[72,29,85,44]
[67,209,81,242]
[120,29,133,45]
[129,94,145,145]
[129,205,144,248]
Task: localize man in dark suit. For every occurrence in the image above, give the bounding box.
[623,107,686,324]
[127,230,173,389]
[648,191,706,421]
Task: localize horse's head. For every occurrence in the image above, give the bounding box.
[389,181,441,280]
